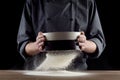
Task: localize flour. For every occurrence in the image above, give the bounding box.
[35,50,80,71]
[24,70,90,77]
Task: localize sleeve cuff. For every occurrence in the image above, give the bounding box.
[20,41,31,61]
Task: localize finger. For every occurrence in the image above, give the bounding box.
[78,36,86,43]
[36,32,44,40]
[80,31,85,35]
[78,31,86,38]
[77,32,82,38]
[79,43,85,51]
[79,42,85,46]
[36,42,44,51]
[38,42,44,47]
[38,46,43,51]
[36,38,45,44]
[38,32,43,35]
[36,35,45,41]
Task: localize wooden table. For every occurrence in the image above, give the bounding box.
[0,70,120,80]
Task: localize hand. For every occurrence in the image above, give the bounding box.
[25,32,46,56]
[77,31,97,54]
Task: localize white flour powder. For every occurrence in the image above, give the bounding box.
[35,50,80,71]
[24,70,90,77]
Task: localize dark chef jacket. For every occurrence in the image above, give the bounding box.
[17,0,106,70]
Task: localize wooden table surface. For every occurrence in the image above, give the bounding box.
[0,70,120,80]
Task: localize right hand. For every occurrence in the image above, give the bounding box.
[25,32,46,56]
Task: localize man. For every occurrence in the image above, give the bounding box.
[17,0,106,70]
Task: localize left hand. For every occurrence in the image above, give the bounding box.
[77,31,97,54]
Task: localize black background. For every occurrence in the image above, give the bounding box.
[0,0,120,70]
